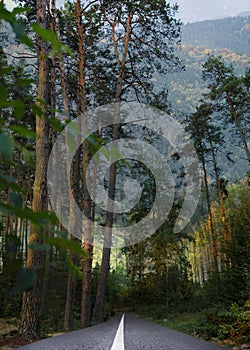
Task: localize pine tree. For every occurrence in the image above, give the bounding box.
[203,56,250,166]
[93,0,181,323]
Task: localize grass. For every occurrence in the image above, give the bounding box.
[136,304,202,335]
[137,304,250,347]
[157,312,201,335]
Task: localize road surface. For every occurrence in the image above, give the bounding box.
[18,313,226,350]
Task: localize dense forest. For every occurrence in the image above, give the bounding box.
[0,1,249,349]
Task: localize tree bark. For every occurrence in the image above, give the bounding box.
[93,10,131,324]
[226,91,250,164]
[200,148,220,285]
[73,0,95,328]
[20,0,49,338]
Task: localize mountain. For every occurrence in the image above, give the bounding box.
[165,15,250,118]
[182,16,250,56]
[162,15,250,181]
[169,0,250,23]
[238,11,250,17]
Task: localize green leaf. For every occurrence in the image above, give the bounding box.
[47,116,63,132]
[10,20,34,48]
[0,133,15,157]
[0,174,17,184]
[110,144,130,170]
[12,6,31,15]
[0,2,13,21]
[0,100,13,109]
[66,130,77,154]
[0,204,58,227]
[87,134,106,155]
[5,267,35,295]
[9,192,23,208]
[16,267,35,291]
[31,103,44,117]
[66,122,81,154]
[16,78,34,87]
[13,98,25,120]
[0,85,8,102]
[45,235,85,257]
[64,256,83,279]
[22,147,35,163]
[0,175,28,194]
[32,24,71,55]
[0,3,33,48]
[32,24,61,51]
[10,125,36,139]
[61,44,72,56]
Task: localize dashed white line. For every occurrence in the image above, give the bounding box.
[111,313,125,350]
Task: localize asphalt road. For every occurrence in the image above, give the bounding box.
[18,313,226,350]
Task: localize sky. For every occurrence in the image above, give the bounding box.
[5,0,250,23]
[169,0,250,23]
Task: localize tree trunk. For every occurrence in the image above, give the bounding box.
[40,4,57,318]
[207,134,228,266]
[19,0,49,340]
[64,235,79,332]
[226,91,250,164]
[200,148,220,285]
[64,147,81,331]
[73,0,94,327]
[93,11,131,324]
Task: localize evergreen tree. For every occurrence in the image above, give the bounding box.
[202,56,250,166]
[93,0,181,323]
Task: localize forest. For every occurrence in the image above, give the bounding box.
[0,1,249,349]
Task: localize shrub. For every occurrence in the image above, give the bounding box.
[196,301,250,343]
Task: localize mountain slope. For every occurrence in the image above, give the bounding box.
[162,15,250,181]
[165,15,250,118]
[182,16,250,56]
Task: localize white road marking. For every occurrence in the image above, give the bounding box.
[111,313,125,350]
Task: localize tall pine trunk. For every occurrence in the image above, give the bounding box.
[93,11,131,324]
[226,91,250,164]
[200,148,220,287]
[207,133,229,267]
[74,0,94,327]
[20,0,49,339]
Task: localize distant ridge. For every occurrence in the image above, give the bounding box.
[169,0,250,24]
[238,10,250,17]
[163,15,250,119]
[181,15,250,56]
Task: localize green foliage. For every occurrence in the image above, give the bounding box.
[196,302,250,344]
[0,133,15,158]
[32,23,72,55]
[0,3,33,48]
[163,312,201,335]
[9,125,36,140]
[189,180,250,307]
[106,267,129,312]
[122,212,194,310]
[137,304,172,320]
[137,302,250,345]
[40,263,69,335]
[136,306,202,335]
